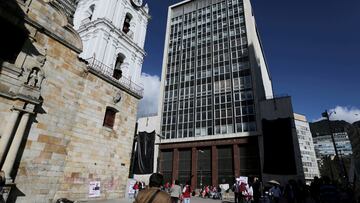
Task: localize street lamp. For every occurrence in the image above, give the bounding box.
[321,110,350,183]
[321,110,340,161]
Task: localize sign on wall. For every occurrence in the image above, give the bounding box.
[89,181,101,197]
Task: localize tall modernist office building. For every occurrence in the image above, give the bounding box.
[158,0,303,188]
[294,114,320,183]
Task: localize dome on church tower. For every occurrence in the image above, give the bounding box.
[49,0,78,25]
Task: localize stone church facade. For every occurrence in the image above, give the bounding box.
[0,0,146,202]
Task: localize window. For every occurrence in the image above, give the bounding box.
[123,13,133,34]
[103,107,117,128]
[88,4,95,20]
[0,17,27,63]
[113,53,125,79]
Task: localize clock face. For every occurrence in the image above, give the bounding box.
[131,0,143,8]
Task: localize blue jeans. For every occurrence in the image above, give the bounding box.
[183,198,190,203]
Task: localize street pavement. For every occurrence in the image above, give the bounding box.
[82,197,228,203]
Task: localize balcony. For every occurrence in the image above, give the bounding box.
[86,57,143,99]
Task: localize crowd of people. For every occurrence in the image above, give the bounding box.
[199,185,223,199]
[131,173,359,203]
[264,176,357,203]
[162,180,192,203]
[132,181,146,198]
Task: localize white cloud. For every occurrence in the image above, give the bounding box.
[329,106,360,123]
[313,106,360,123]
[138,73,161,117]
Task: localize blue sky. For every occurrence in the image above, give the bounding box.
[140,0,360,122]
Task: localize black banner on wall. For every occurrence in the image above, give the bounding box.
[262,118,297,175]
[133,131,156,174]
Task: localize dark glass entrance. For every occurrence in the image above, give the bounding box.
[218,146,234,185]
[197,148,211,187]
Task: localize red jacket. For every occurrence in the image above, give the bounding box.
[182,185,191,198]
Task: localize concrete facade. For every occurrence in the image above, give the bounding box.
[0,0,142,202]
[157,0,302,188]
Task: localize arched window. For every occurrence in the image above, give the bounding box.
[113,53,125,80]
[0,17,27,63]
[122,13,132,34]
[85,4,95,21]
[103,107,118,128]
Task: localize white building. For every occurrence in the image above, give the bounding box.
[74,0,150,87]
[313,132,353,158]
[294,113,320,183]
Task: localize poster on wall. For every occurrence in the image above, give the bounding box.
[89,181,101,198]
[128,179,137,198]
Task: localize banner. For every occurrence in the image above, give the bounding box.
[89,181,101,198]
[134,131,156,174]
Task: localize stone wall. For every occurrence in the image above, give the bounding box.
[15,35,137,203]
[0,0,139,202]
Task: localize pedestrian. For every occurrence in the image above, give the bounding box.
[296,179,306,203]
[134,173,171,203]
[233,178,241,203]
[165,182,170,193]
[252,177,261,203]
[284,180,296,203]
[0,171,5,203]
[182,181,191,203]
[133,181,140,198]
[217,185,223,200]
[319,176,339,203]
[170,180,182,203]
[141,181,145,190]
[244,182,253,203]
[310,176,321,203]
[269,184,281,203]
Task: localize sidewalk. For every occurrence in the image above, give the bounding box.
[81,199,131,203]
[82,197,225,203]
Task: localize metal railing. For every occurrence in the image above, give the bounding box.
[86,57,144,98]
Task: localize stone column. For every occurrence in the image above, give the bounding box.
[172,148,179,181]
[233,144,240,177]
[191,147,197,189]
[2,113,30,180]
[0,110,20,162]
[211,145,218,186]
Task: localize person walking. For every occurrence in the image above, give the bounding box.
[170,180,182,203]
[182,181,191,203]
[310,176,321,203]
[134,173,171,203]
[233,178,241,203]
[269,184,281,203]
[319,176,339,203]
[252,177,261,203]
[0,171,6,203]
[284,180,296,203]
[133,181,140,198]
[244,182,253,203]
